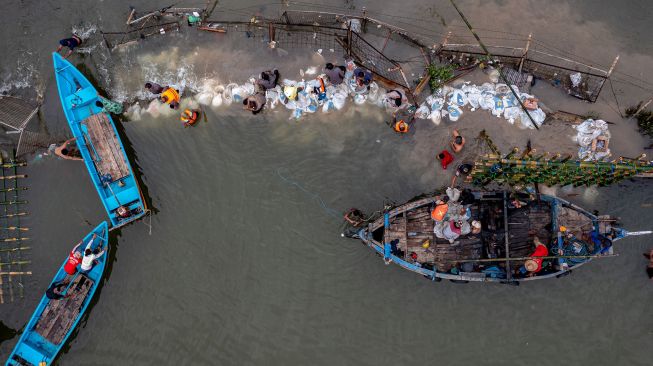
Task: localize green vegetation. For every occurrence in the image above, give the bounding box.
[426,64,455,92]
[625,103,653,139]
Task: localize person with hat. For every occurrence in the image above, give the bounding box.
[522,236,548,276]
[450,129,465,153]
[471,220,482,235]
[441,220,463,244]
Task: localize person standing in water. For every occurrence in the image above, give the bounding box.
[144,82,165,95]
[56,34,83,58]
[54,138,83,161]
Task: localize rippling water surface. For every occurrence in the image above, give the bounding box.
[1,1,652,365]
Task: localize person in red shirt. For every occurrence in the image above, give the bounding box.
[63,241,84,275]
[437,150,454,169]
[523,236,548,276]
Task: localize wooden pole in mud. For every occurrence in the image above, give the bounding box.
[448,0,540,130]
[518,33,532,73]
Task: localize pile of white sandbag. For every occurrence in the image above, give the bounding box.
[575,119,611,161]
[416,82,546,129]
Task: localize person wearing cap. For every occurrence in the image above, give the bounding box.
[522,236,548,276]
[451,129,465,153]
[471,220,481,235]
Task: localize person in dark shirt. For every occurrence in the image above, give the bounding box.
[56,35,83,58]
[324,63,346,85]
[144,82,165,95]
[256,70,280,92]
[46,281,69,300]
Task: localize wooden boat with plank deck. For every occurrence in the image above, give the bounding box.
[52,52,146,229]
[346,191,647,283]
[5,222,109,366]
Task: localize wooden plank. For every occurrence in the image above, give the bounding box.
[83,114,129,182]
[503,192,512,281]
[35,274,94,345]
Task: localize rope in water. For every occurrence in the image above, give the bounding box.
[276,168,341,220]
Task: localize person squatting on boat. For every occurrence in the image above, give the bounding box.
[160,87,181,110]
[518,236,549,277]
[432,187,480,244]
[46,281,70,300]
[64,241,84,275]
[56,34,83,58]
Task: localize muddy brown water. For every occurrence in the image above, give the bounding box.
[1,1,652,365]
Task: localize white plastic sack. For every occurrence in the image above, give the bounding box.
[429,110,442,125]
[491,95,505,117]
[211,94,223,108]
[570,72,582,88]
[197,92,213,105]
[503,106,521,124]
[519,108,546,129]
[414,105,430,120]
[223,83,238,105]
[479,92,495,110]
[449,89,468,107]
[447,104,463,122]
[467,92,481,111]
[354,93,367,105]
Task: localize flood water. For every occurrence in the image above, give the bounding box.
[1,1,652,365]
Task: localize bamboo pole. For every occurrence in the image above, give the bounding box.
[0,212,27,218]
[452,253,618,263]
[448,0,539,130]
[0,272,32,276]
[0,247,30,252]
[0,238,29,242]
[0,260,30,266]
[0,227,29,231]
[518,33,532,73]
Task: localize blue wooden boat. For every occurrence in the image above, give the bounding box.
[52,52,146,229]
[345,191,650,284]
[5,222,109,366]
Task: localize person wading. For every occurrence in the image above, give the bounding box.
[56,34,83,58]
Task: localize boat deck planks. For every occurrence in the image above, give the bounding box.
[34,274,94,345]
[83,113,129,182]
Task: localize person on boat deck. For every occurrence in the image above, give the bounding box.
[431,197,449,222]
[64,241,84,275]
[96,96,123,115]
[442,220,463,244]
[80,234,105,273]
[643,249,653,280]
[324,63,346,85]
[160,87,181,110]
[256,69,280,92]
[54,138,83,161]
[243,93,266,115]
[437,150,454,170]
[471,220,482,235]
[56,35,83,58]
[520,236,548,276]
[451,129,465,153]
[144,82,165,95]
[46,281,70,300]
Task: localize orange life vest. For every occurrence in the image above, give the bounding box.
[160,88,180,104]
[394,120,409,133]
[431,203,448,221]
[180,109,199,126]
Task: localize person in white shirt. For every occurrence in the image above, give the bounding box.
[80,234,105,273]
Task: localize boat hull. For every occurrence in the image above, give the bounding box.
[52,52,146,229]
[351,191,618,283]
[6,222,109,366]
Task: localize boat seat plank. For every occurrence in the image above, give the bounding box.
[34,275,94,345]
[83,113,129,182]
